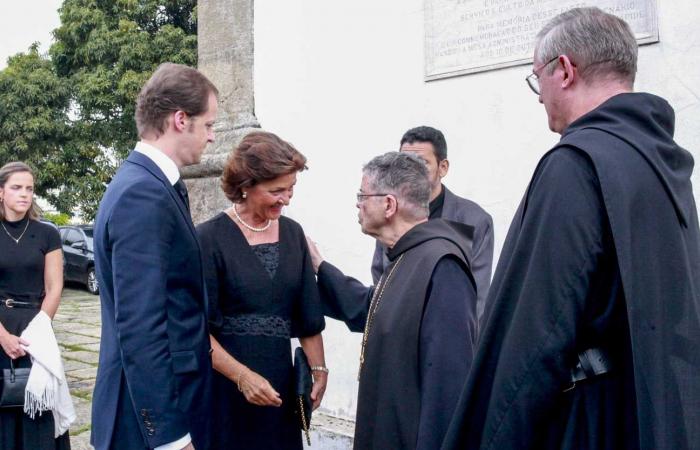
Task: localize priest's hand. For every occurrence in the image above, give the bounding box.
[239,368,283,407]
[310,370,328,410]
[305,235,324,274]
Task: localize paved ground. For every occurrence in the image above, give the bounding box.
[55,285,100,450]
[54,286,353,449]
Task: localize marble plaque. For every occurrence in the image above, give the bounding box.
[425,0,658,80]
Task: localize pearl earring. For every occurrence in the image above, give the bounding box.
[242,192,247,199]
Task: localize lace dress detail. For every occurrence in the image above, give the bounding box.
[251,242,279,278]
[221,314,292,338]
[220,243,288,337]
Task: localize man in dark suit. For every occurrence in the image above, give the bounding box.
[371,126,494,318]
[91,63,218,450]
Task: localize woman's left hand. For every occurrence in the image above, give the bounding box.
[310,371,328,410]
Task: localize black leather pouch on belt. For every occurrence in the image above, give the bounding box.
[570,347,612,383]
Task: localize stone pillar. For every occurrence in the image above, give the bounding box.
[182,0,261,224]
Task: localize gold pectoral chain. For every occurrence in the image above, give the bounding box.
[358,254,405,381]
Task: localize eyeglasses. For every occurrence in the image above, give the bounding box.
[525,55,559,95]
[356,193,389,202]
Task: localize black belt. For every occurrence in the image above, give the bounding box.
[0,298,42,309]
[566,347,612,390]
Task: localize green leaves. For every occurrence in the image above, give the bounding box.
[0,47,72,207]
[0,0,197,220]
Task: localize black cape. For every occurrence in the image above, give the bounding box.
[442,93,700,450]
[319,219,476,449]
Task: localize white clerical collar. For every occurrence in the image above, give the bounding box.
[134,141,180,185]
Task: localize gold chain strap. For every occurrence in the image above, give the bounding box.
[298,395,311,446]
[358,254,405,381]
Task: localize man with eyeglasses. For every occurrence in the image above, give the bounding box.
[443,7,700,450]
[306,151,478,450]
[370,126,494,321]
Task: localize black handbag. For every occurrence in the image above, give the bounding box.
[0,360,30,408]
[293,347,313,445]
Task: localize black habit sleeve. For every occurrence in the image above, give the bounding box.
[442,147,610,449]
[417,255,477,450]
[316,261,374,333]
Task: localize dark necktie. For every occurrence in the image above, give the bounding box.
[174,179,190,211]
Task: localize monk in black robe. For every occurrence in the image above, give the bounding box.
[442,8,700,450]
[307,152,478,450]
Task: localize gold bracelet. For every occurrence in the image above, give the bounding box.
[310,365,329,374]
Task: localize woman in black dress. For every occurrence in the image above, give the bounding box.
[197,132,328,449]
[0,162,70,450]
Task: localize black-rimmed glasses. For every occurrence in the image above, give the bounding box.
[356,193,389,202]
[525,55,559,95]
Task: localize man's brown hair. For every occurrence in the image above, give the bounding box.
[135,63,219,139]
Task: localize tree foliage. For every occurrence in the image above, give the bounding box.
[0,45,86,215]
[43,212,72,226]
[0,1,197,220]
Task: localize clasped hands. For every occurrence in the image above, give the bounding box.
[0,331,29,360]
[238,367,327,410]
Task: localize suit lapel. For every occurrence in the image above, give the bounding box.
[442,186,458,220]
[126,151,208,316]
[126,151,198,240]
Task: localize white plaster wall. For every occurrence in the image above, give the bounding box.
[253,0,700,420]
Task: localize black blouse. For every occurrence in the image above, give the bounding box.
[0,217,61,300]
[197,213,325,339]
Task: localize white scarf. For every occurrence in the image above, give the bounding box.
[20,310,76,437]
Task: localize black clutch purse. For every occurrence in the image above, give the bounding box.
[294,347,313,445]
[0,360,30,408]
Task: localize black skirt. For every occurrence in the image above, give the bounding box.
[0,306,71,450]
[211,332,302,450]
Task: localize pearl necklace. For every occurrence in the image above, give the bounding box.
[232,204,272,232]
[1,219,30,244]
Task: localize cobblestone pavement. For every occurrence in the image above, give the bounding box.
[55,286,100,450]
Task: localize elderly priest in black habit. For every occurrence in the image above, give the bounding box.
[306,151,477,450]
[442,7,700,450]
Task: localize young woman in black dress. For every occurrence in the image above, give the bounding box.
[197,132,328,449]
[0,162,69,450]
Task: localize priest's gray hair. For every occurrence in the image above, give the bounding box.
[363,152,430,220]
[535,7,637,86]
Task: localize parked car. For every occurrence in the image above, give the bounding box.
[59,225,98,295]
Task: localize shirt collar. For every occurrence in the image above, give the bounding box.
[429,184,446,218]
[134,141,180,185]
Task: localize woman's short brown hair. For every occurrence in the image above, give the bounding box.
[222,131,307,203]
[0,161,41,221]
